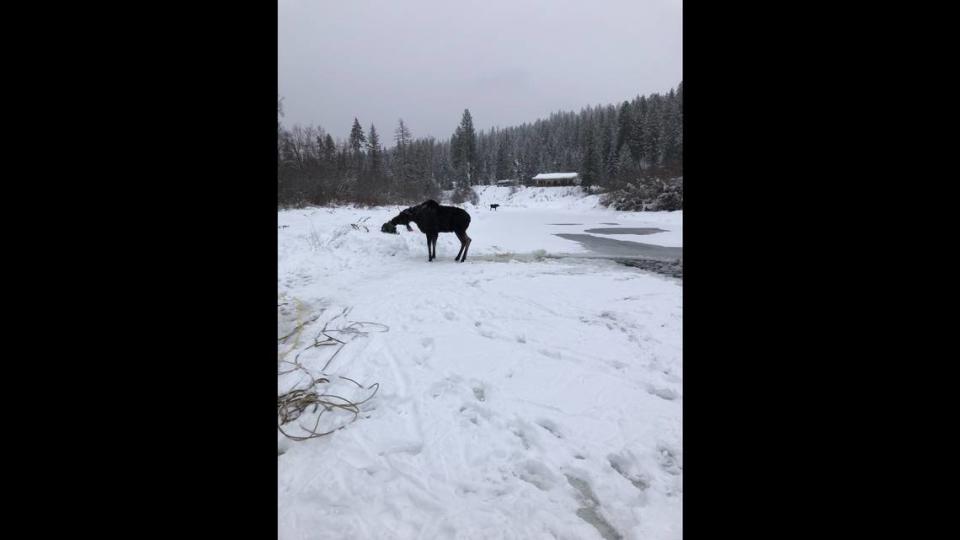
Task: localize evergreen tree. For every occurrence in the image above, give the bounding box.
[367,124,382,176]
[615,149,640,185]
[495,132,512,180]
[604,122,619,185]
[599,118,614,185]
[451,109,477,184]
[394,119,411,150]
[393,119,418,196]
[348,118,366,155]
[643,96,662,169]
[581,129,600,186]
[336,148,347,179]
[660,90,681,173]
[322,134,336,163]
[629,96,646,164]
[615,101,632,153]
[348,118,366,179]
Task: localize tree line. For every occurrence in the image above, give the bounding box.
[278,82,681,207]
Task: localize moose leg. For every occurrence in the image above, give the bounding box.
[429,233,438,261]
[425,235,433,261]
[455,231,466,261]
[460,234,472,263]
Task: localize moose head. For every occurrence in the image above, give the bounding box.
[381,207,417,234]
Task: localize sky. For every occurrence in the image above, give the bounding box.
[278,0,682,142]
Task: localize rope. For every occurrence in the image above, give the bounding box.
[277,304,387,441]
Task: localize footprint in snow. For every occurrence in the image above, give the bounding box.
[472,384,487,402]
[534,418,563,439]
[646,384,679,401]
[656,443,682,476]
[607,452,651,493]
[517,460,557,491]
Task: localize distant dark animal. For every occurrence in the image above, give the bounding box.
[490,204,499,211]
[381,200,472,262]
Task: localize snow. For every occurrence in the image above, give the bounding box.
[532,173,579,180]
[278,186,682,539]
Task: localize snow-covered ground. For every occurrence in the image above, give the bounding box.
[278,187,682,539]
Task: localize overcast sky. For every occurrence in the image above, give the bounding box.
[278,0,682,142]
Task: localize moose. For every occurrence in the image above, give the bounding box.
[490,204,499,211]
[381,200,472,262]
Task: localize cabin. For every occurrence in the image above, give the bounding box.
[531,172,580,186]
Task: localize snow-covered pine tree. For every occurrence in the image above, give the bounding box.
[495,131,512,181]
[451,109,477,185]
[348,118,366,179]
[367,124,382,177]
[349,118,366,155]
[581,129,600,187]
